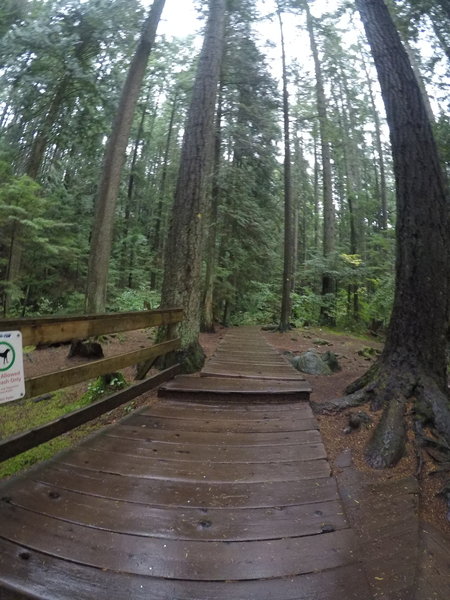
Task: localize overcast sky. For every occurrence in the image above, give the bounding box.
[140,0,446,115]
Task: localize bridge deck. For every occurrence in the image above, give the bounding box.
[0,328,373,599]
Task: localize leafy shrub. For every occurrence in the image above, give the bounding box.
[82,373,128,404]
[109,285,161,312]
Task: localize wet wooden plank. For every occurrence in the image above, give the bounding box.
[140,400,314,420]
[150,400,312,417]
[33,464,339,508]
[156,397,312,412]
[2,484,347,540]
[0,504,358,580]
[201,363,305,380]
[59,447,331,482]
[159,375,312,397]
[209,355,289,363]
[209,357,293,366]
[108,423,322,446]
[87,434,327,463]
[0,537,372,600]
[125,412,318,433]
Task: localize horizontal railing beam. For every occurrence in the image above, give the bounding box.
[24,338,181,399]
[0,365,181,463]
[0,308,183,346]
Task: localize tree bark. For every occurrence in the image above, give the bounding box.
[150,90,179,291]
[317,0,450,470]
[304,3,336,326]
[85,0,166,313]
[119,99,148,288]
[278,6,294,332]
[158,0,226,371]
[201,86,223,333]
[360,48,389,230]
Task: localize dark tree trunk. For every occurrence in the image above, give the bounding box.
[278,6,294,332]
[312,124,320,252]
[360,49,388,230]
[201,86,223,333]
[85,0,166,313]
[119,100,148,287]
[158,0,226,372]
[304,3,336,326]
[150,90,179,290]
[317,0,450,470]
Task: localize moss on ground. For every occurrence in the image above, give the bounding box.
[0,374,127,479]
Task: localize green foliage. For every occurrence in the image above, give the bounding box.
[82,373,128,404]
[0,371,128,478]
[109,285,161,312]
[292,289,323,326]
[228,281,280,325]
[0,161,81,315]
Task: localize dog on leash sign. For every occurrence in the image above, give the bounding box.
[0,331,25,404]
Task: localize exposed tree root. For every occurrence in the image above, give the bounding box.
[313,360,450,470]
[364,391,407,468]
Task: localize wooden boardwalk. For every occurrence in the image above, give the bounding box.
[0,328,373,599]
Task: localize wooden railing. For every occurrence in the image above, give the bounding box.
[0,308,183,462]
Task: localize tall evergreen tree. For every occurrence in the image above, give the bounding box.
[277,4,295,332]
[85,0,166,313]
[303,2,336,326]
[158,0,226,371]
[319,0,450,469]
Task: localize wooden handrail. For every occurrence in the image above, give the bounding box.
[0,308,183,346]
[0,365,181,463]
[0,308,184,462]
[24,338,180,399]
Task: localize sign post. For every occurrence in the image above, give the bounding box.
[0,331,25,404]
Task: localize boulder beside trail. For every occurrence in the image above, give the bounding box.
[289,349,342,376]
[291,349,332,375]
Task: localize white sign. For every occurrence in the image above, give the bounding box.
[0,331,25,404]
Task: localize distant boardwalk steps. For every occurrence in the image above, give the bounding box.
[0,327,373,599]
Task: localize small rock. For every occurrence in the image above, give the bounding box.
[335,449,353,468]
[321,524,335,533]
[357,346,381,359]
[322,351,341,372]
[261,324,277,331]
[313,338,332,346]
[348,414,362,429]
[356,411,373,425]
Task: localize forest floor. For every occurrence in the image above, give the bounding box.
[0,324,449,534]
[258,326,450,536]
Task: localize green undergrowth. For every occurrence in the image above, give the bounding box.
[0,424,100,479]
[0,374,128,479]
[305,326,383,344]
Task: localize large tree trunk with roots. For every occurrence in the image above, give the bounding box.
[157,0,226,372]
[316,0,450,469]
